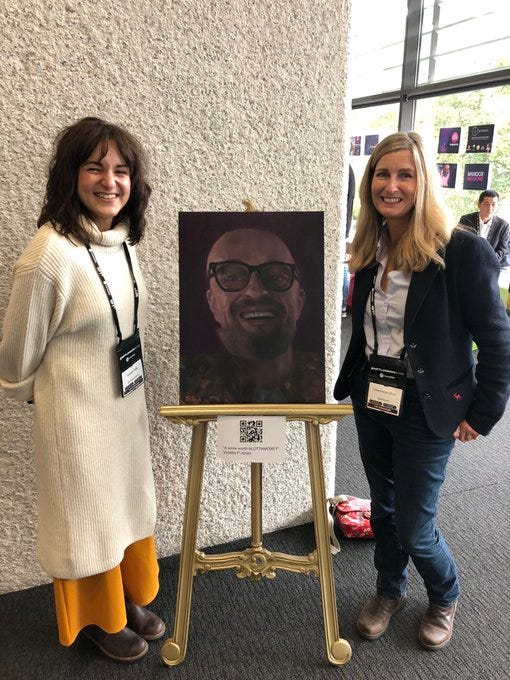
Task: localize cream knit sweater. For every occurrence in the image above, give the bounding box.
[0,220,156,579]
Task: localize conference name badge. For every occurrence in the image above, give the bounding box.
[365,354,408,417]
[116,332,145,397]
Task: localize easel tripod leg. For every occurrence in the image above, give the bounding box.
[251,462,263,547]
[305,421,352,666]
[161,421,208,666]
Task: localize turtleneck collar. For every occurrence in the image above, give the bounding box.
[80,216,130,247]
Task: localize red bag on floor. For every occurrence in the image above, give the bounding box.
[329,495,374,539]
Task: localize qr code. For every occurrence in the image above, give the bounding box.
[239,419,263,443]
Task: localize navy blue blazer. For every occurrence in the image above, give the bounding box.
[334,229,510,438]
[459,212,510,265]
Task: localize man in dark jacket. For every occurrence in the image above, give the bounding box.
[459,190,510,266]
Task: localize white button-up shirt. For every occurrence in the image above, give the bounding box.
[479,215,493,240]
[363,241,412,362]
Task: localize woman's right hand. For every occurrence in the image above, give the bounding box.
[453,419,479,443]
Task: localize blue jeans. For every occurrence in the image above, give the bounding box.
[350,364,460,607]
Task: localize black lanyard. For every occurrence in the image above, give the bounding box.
[86,242,139,343]
[369,269,407,362]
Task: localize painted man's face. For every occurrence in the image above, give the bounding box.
[206,229,305,360]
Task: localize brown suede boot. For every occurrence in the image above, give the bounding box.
[418,601,457,650]
[357,594,406,640]
[125,600,166,641]
[83,625,148,662]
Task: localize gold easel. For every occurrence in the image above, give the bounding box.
[159,403,353,667]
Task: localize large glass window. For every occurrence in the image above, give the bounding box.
[419,1,510,85]
[414,85,510,220]
[350,1,510,102]
[348,0,510,226]
[349,1,407,100]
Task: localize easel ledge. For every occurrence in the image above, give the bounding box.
[160,402,353,425]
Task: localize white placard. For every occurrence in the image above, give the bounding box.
[217,416,287,463]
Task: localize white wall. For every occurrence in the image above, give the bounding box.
[0,0,351,593]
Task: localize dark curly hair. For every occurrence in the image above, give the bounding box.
[37,117,151,244]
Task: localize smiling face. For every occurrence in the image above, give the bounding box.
[77,140,131,231]
[206,229,305,360]
[371,149,417,231]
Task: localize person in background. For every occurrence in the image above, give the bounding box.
[342,165,356,317]
[335,132,510,651]
[459,190,510,266]
[0,117,164,663]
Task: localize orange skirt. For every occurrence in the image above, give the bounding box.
[53,535,160,646]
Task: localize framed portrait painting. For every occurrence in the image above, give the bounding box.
[179,211,325,405]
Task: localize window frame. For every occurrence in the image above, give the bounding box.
[351,0,510,131]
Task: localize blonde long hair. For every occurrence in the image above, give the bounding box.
[350,131,455,272]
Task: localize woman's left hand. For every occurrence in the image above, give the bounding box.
[453,420,480,443]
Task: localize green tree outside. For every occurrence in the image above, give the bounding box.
[349,84,510,225]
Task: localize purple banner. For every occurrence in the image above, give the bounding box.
[364,134,379,155]
[462,164,490,190]
[437,163,457,188]
[350,136,361,156]
[465,125,494,153]
[437,127,461,154]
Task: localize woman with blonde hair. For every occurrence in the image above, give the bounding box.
[335,131,510,650]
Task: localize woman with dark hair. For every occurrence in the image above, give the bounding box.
[0,117,164,662]
[335,131,510,651]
